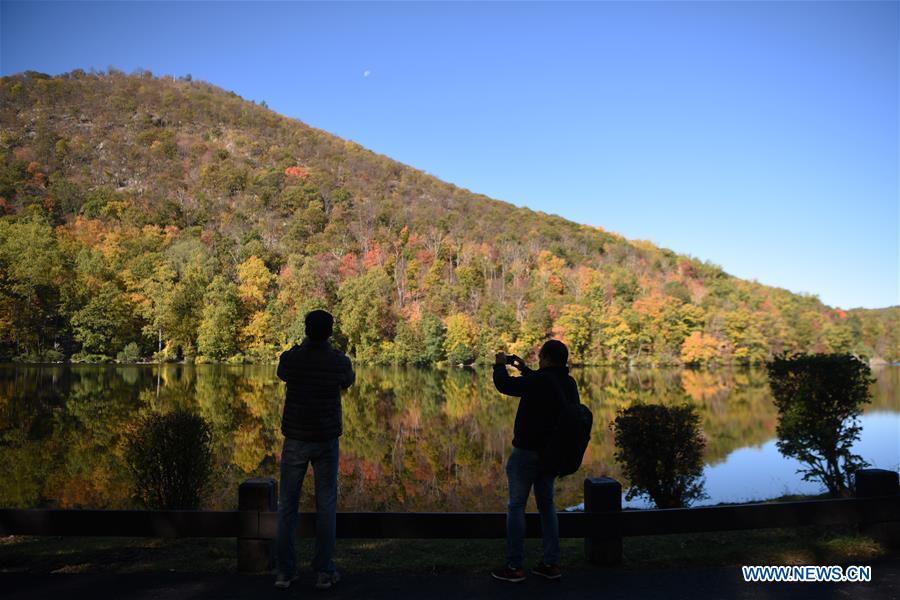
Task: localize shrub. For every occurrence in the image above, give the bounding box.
[766,353,873,496]
[124,410,214,509]
[613,403,707,508]
[116,341,141,363]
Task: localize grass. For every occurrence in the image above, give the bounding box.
[1,525,893,575]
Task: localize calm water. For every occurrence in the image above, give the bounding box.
[0,364,897,512]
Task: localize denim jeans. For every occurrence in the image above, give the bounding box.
[276,437,339,576]
[505,447,560,568]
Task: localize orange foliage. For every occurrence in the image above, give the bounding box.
[415,248,434,266]
[163,225,180,240]
[680,370,729,402]
[633,294,666,318]
[403,301,422,325]
[339,253,359,278]
[339,453,354,476]
[548,274,565,295]
[61,216,107,247]
[680,331,723,365]
[363,243,383,269]
[284,165,310,179]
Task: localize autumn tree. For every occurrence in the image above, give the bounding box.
[197,275,241,360]
[444,313,478,365]
[555,304,593,364]
[680,331,723,366]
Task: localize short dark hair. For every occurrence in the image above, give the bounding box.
[539,339,569,366]
[305,310,334,341]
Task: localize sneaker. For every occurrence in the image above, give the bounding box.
[532,561,562,580]
[315,570,340,590]
[491,565,526,583]
[274,573,298,589]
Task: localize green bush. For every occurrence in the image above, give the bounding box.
[116,342,141,363]
[613,403,707,508]
[124,410,214,509]
[766,353,873,496]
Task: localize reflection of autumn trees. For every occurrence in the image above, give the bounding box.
[0,364,896,510]
[870,366,899,412]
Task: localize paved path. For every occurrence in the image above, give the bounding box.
[3,560,898,600]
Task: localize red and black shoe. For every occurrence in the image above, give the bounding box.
[491,565,527,583]
[532,561,562,580]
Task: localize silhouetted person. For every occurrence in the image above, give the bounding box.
[275,310,354,590]
[490,340,579,583]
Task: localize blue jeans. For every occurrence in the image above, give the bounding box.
[505,447,560,568]
[276,437,339,576]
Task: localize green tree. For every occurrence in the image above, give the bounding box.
[420,312,447,363]
[158,263,207,360]
[766,353,873,496]
[197,276,241,360]
[70,282,136,359]
[0,216,69,358]
[725,309,769,364]
[337,268,394,361]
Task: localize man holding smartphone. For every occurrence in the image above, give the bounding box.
[491,340,579,583]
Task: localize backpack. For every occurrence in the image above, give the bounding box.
[540,375,593,477]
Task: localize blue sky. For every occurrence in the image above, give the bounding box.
[2,1,898,309]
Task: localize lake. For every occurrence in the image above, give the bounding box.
[0,364,897,512]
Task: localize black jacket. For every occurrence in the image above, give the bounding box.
[492,363,579,451]
[277,339,355,442]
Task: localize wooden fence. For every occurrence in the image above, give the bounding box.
[1,469,897,572]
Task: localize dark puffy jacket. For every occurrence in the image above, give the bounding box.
[277,339,355,442]
[492,364,579,451]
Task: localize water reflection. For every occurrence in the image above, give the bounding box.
[0,364,897,511]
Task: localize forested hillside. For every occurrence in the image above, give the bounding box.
[0,70,897,365]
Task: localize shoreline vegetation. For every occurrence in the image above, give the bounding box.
[1,71,898,370]
[8,357,898,369]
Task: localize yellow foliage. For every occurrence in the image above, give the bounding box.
[237,255,274,309]
[680,331,723,365]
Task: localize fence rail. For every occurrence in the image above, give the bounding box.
[2,496,896,539]
[1,469,897,572]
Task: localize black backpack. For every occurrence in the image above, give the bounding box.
[540,375,593,477]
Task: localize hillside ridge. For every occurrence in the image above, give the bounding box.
[0,69,896,364]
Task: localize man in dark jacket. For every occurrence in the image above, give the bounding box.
[490,340,579,583]
[275,310,354,590]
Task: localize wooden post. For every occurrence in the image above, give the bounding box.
[238,478,277,572]
[584,477,622,565]
[855,468,900,549]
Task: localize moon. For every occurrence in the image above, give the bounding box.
[363,70,371,78]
